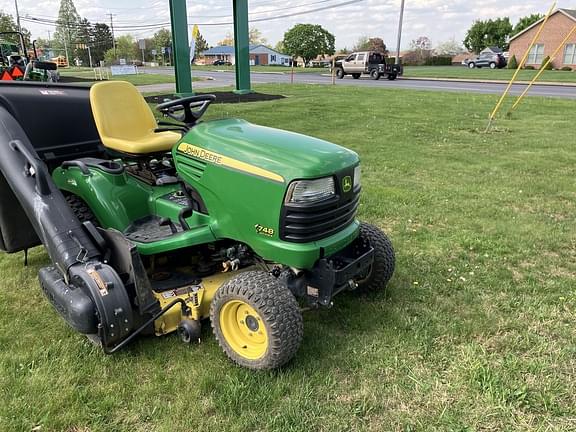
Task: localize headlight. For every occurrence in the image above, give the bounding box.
[286,177,335,203]
[354,165,361,189]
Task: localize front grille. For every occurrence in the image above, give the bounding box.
[280,188,360,243]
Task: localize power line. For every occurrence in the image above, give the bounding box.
[21,0,366,31]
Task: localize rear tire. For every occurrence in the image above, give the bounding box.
[65,194,99,226]
[489,62,496,69]
[352,73,361,79]
[357,223,395,292]
[210,271,303,370]
[335,68,345,79]
[387,73,397,81]
[370,69,380,80]
[468,62,475,69]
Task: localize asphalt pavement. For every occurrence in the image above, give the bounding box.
[139,67,576,99]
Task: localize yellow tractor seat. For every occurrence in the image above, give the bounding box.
[90,81,181,155]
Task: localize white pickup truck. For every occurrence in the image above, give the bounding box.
[334,51,402,81]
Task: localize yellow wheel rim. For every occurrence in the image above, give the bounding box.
[219,300,268,360]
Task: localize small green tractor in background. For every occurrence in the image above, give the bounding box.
[0,32,58,82]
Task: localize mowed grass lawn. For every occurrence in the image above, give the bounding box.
[404,65,576,83]
[58,69,197,85]
[1,84,575,431]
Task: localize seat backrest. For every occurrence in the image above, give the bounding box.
[90,81,158,144]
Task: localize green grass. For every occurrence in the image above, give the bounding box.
[1,84,575,431]
[403,65,576,83]
[58,70,199,86]
[192,64,329,74]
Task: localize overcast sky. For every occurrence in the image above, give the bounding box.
[0,0,570,50]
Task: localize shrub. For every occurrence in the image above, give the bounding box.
[540,56,553,70]
[524,65,535,70]
[561,66,572,71]
[424,56,453,66]
[507,55,518,69]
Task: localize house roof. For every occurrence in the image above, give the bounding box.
[202,45,235,55]
[481,46,503,53]
[202,44,289,56]
[509,9,576,42]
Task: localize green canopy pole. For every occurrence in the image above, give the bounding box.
[233,0,252,94]
[169,0,193,96]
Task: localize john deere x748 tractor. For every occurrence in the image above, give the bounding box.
[0,81,394,369]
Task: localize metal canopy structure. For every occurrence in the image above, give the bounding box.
[169,0,252,95]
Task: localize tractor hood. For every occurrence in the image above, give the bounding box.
[179,118,359,182]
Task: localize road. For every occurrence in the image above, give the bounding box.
[140,68,576,99]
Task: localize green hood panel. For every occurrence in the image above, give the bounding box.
[181,119,359,181]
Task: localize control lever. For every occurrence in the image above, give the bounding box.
[158,217,178,234]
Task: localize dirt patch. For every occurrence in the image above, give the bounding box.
[144,91,285,105]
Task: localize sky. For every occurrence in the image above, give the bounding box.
[0,0,572,51]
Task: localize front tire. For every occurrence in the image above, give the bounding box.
[210,271,303,370]
[387,73,397,81]
[370,69,380,80]
[489,62,496,69]
[357,223,395,292]
[468,62,475,69]
[335,68,345,79]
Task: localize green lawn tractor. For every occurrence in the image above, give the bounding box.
[0,32,58,82]
[0,80,395,369]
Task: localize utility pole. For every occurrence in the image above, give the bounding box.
[65,20,71,66]
[108,13,117,59]
[87,45,93,68]
[395,0,405,65]
[14,0,21,32]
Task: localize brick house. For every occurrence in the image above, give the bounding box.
[509,8,576,69]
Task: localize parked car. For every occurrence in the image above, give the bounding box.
[213,59,232,66]
[465,53,507,69]
[334,51,402,80]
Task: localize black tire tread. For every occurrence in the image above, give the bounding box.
[210,271,304,370]
[358,222,395,292]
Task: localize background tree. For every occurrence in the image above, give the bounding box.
[513,14,543,35]
[104,35,137,64]
[434,38,465,55]
[404,36,433,65]
[151,28,172,64]
[282,24,335,66]
[0,11,31,45]
[53,0,81,60]
[76,18,92,66]
[91,23,113,64]
[464,18,512,53]
[152,28,171,52]
[249,27,267,45]
[352,36,370,51]
[194,31,209,57]
[410,36,432,51]
[368,37,387,54]
[217,31,234,46]
[507,54,518,69]
[274,40,285,53]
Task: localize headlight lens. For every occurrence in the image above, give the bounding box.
[354,165,361,189]
[287,177,335,203]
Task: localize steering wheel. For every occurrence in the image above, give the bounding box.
[156,94,216,126]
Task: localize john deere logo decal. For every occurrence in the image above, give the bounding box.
[342,176,352,193]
